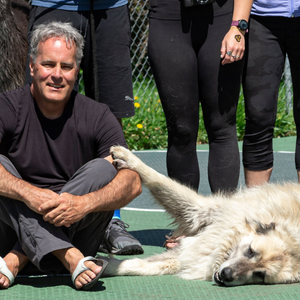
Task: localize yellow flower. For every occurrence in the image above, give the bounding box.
[134,96,139,100]
[157,99,161,103]
[134,102,141,108]
[137,124,143,129]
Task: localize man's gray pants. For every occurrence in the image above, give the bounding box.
[0,155,116,274]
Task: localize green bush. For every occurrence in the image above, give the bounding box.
[123,89,168,150]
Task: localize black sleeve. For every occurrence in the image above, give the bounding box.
[94,106,128,158]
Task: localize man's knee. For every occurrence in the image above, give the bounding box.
[84,158,117,183]
[61,158,117,195]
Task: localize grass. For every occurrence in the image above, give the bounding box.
[79,75,296,151]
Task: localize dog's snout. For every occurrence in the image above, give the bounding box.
[220,267,233,282]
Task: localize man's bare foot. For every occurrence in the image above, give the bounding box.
[0,251,29,289]
[52,247,103,290]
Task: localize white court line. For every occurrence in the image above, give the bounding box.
[122,207,165,212]
[133,150,295,154]
[277,151,294,153]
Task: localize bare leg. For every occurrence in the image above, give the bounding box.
[297,171,300,183]
[244,168,273,187]
[52,247,103,290]
[0,250,29,289]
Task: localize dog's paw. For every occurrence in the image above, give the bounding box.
[110,146,132,170]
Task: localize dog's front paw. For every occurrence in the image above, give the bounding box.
[110,146,132,170]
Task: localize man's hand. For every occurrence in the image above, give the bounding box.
[220,28,245,65]
[24,188,61,215]
[39,193,87,227]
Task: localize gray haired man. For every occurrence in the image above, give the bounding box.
[0,21,141,290]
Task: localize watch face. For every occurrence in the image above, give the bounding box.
[239,20,248,30]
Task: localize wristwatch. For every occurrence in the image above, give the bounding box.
[231,19,248,32]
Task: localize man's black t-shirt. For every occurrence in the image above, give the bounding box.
[0,84,127,192]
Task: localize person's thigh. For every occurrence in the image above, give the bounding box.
[148,18,200,135]
[82,5,134,118]
[197,12,242,138]
[242,16,286,171]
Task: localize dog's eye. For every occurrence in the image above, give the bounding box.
[245,246,256,258]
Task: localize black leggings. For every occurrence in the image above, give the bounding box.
[242,16,300,171]
[148,12,243,193]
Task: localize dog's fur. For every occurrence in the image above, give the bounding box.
[0,0,30,93]
[102,146,300,286]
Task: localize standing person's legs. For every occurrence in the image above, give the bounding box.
[197,13,242,194]
[285,18,300,182]
[242,16,286,187]
[81,5,134,120]
[148,18,200,191]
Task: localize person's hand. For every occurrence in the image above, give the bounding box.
[24,188,61,215]
[220,28,245,65]
[38,193,87,227]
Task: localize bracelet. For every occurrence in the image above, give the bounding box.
[230,26,246,36]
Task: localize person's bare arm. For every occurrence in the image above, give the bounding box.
[0,163,61,214]
[220,0,253,65]
[39,155,142,227]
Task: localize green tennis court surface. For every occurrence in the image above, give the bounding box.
[2,136,300,299]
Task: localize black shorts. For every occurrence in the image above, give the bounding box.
[26,5,135,119]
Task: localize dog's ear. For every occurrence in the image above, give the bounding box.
[245,219,276,234]
[255,222,276,235]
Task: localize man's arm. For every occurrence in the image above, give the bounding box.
[0,162,62,214]
[39,156,142,227]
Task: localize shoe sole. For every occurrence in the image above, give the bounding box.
[111,245,144,255]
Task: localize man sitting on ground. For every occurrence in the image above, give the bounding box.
[0,21,141,290]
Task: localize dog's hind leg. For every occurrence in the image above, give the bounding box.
[101,250,180,277]
[110,146,221,235]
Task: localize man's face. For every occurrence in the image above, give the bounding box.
[30,37,79,109]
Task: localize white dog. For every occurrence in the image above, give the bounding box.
[102,145,300,286]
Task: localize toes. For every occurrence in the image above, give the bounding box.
[74,261,102,290]
[0,274,9,289]
[75,270,93,288]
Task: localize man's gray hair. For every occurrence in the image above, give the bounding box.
[30,21,84,66]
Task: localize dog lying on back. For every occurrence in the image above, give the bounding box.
[101,145,300,286]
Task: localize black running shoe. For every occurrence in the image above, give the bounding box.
[99,219,144,255]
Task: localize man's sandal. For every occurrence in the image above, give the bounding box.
[0,257,15,287]
[71,256,108,290]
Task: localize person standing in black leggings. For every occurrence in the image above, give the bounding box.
[148,0,253,195]
[242,0,300,187]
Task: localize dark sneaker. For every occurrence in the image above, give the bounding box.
[99,219,144,255]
